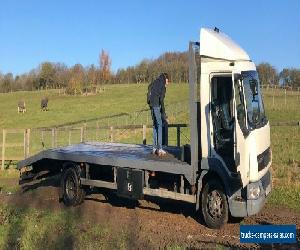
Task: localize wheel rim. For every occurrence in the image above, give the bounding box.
[207,190,224,219]
[65,175,76,200]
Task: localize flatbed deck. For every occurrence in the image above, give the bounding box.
[17,142,193,183]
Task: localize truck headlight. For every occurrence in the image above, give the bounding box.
[248,183,261,200]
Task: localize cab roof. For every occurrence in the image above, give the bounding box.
[200,28,250,61]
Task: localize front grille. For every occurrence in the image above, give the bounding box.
[257,147,271,172]
[261,170,271,190]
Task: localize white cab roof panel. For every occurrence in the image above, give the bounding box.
[200,28,250,61]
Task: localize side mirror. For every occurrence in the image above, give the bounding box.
[252,100,260,123]
[249,79,258,96]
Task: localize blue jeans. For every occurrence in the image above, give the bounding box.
[151,107,162,150]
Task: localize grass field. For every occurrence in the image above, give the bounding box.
[0,84,299,129]
[0,84,189,129]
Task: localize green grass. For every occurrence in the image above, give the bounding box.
[0,84,188,129]
[0,168,19,178]
[0,204,131,250]
[0,183,20,194]
[267,186,300,211]
[262,88,300,123]
[270,126,300,183]
[0,169,20,193]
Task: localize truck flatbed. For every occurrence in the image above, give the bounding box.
[17,142,193,183]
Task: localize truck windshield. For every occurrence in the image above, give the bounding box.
[241,71,267,128]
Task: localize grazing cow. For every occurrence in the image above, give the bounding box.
[41,97,49,111]
[18,100,26,113]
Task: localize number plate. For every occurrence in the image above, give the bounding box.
[116,168,144,200]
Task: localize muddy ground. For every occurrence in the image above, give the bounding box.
[0,175,299,249]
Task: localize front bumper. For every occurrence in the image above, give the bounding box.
[229,169,272,217]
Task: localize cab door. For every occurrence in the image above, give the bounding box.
[232,72,250,187]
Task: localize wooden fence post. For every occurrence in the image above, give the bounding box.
[24,129,30,158]
[28,129,31,156]
[51,128,55,148]
[177,126,181,147]
[142,125,147,145]
[41,130,45,149]
[26,129,30,157]
[24,129,27,158]
[1,129,6,170]
[285,88,287,106]
[96,121,99,140]
[55,128,58,147]
[146,112,149,125]
[83,122,87,141]
[68,130,72,145]
[272,86,275,108]
[80,127,84,142]
[134,113,136,135]
[110,126,114,142]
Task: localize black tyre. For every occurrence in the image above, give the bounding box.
[61,167,85,206]
[230,216,244,224]
[201,180,228,229]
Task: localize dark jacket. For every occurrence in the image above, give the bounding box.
[148,74,166,119]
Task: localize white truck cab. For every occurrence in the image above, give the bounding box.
[189,28,272,228]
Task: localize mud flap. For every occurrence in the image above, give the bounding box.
[117,168,144,200]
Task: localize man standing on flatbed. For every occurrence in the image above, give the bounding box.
[147,73,169,156]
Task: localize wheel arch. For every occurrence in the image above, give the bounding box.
[61,161,82,175]
[196,158,242,211]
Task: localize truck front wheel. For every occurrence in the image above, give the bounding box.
[201,180,228,229]
[61,167,85,206]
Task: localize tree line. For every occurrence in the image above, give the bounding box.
[256,63,300,88]
[0,51,299,94]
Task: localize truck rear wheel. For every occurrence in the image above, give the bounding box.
[61,167,85,206]
[201,180,228,229]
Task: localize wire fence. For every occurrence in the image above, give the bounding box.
[0,123,190,170]
[261,85,300,109]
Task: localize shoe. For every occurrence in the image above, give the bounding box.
[148,171,156,177]
[158,149,167,156]
[152,148,157,155]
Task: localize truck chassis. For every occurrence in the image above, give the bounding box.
[18,142,196,204]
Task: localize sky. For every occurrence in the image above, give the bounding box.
[0,0,299,76]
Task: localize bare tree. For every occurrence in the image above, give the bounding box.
[0,73,14,92]
[279,68,300,87]
[67,64,85,95]
[39,62,56,89]
[257,63,278,86]
[99,49,112,83]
